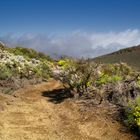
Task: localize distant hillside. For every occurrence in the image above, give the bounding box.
[93,45,140,70]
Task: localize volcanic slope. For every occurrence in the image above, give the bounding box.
[94,45,140,70]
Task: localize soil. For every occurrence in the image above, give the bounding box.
[0,79,138,140]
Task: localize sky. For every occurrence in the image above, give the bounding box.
[0,0,140,58]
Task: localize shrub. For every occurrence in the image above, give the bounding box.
[124,97,140,130]
[7,46,52,61]
[137,76,140,86]
[0,44,5,50]
[58,60,137,101]
[38,52,52,61]
[96,74,122,85]
[41,63,52,79]
[0,65,13,80]
[20,62,52,80]
[58,59,72,69]
[58,59,98,96]
[95,63,133,86]
[2,87,14,94]
[32,63,52,79]
[9,47,38,59]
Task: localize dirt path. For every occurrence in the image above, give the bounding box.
[0,80,137,140]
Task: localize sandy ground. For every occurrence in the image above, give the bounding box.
[0,79,138,140]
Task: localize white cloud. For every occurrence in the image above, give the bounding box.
[1,29,140,58]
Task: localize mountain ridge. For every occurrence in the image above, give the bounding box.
[93,44,140,70]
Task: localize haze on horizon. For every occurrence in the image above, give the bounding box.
[1,0,140,58]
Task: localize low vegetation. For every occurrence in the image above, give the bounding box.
[0,45,53,94]
[0,43,140,137]
[6,46,52,61]
[124,97,140,132]
[57,59,136,98]
[57,58,140,135]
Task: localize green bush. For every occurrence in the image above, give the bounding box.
[19,62,52,80]
[0,65,13,80]
[7,46,51,61]
[95,63,133,86]
[58,59,74,69]
[58,60,137,100]
[124,97,140,130]
[58,59,97,95]
[0,44,5,50]
[96,73,122,85]
[38,52,52,61]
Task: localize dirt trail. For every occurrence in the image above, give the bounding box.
[0,80,137,140]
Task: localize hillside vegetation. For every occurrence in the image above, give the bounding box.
[0,43,140,139]
[0,44,53,94]
[56,58,140,134]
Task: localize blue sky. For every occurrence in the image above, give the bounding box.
[0,0,140,57]
[0,0,140,34]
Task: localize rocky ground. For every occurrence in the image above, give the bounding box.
[0,79,138,140]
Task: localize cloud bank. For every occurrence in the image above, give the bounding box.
[1,29,140,58]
